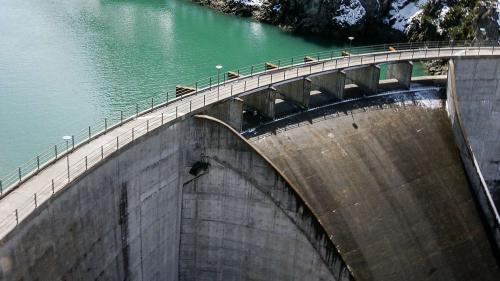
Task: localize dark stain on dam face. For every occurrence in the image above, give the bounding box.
[119,182,130,280]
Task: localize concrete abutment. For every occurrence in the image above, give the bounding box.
[345,65,380,94]
[386,61,413,89]
[308,70,346,100]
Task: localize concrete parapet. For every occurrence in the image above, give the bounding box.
[176,85,196,97]
[386,61,413,89]
[265,62,278,71]
[204,98,243,132]
[345,65,380,94]
[308,70,346,100]
[243,87,277,119]
[304,56,317,63]
[227,71,240,80]
[274,77,311,108]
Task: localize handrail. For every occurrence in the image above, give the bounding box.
[0,41,500,238]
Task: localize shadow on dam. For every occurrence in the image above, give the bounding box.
[1,59,500,281]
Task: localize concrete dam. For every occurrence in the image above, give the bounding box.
[0,44,500,281]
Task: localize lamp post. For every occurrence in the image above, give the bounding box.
[216,65,223,96]
[62,136,72,181]
[348,36,355,55]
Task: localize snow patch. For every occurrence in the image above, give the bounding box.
[334,0,366,27]
[496,1,500,26]
[233,0,264,7]
[384,0,429,33]
[436,5,450,35]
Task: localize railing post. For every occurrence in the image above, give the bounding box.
[161,113,164,125]
[147,120,149,133]
[136,104,139,117]
[120,111,123,124]
[195,82,198,92]
[291,57,294,65]
[151,98,154,110]
[0,180,3,195]
[55,145,58,159]
[71,135,75,150]
[104,118,107,132]
[18,167,21,182]
[278,60,280,69]
[251,66,254,76]
[88,126,91,140]
[37,156,40,172]
[209,77,212,89]
[52,179,54,194]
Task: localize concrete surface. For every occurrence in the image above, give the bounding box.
[204,97,244,132]
[247,91,500,281]
[446,59,500,256]
[386,61,413,89]
[451,57,500,208]
[345,65,380,94]
[0,115,352,281]
[274,77,311,108]
[309,70,346,100]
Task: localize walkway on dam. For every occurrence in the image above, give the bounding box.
[1,44,500,238]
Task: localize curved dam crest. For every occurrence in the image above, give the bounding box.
[1,47,500,280]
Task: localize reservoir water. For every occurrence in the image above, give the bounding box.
[0,0,425,176]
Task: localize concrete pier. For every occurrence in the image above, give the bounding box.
[243,87,277,119]
[345,65,380,94]
[308,70,346,100]
[386,61,413,89]
[273,77,311,108]
[204,98,243,132]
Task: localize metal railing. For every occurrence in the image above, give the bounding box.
[0,40,499,238]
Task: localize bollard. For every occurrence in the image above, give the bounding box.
[52,179,55,194]
[85,156,88,171]
[37,156,40,171]
[15,209,18,225]
[34,193,37,208]
[18,167,21,182]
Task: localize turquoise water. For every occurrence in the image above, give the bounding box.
[0,0,423,176]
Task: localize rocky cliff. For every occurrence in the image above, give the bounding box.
[192,0,500,42]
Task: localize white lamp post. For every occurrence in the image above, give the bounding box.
[62,135,72,181]
[216,65,223,96]
[348,36,355,55]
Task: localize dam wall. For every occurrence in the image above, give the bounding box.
[446,59,500,255]
[0,115,351,281]
[248,92,500,281]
